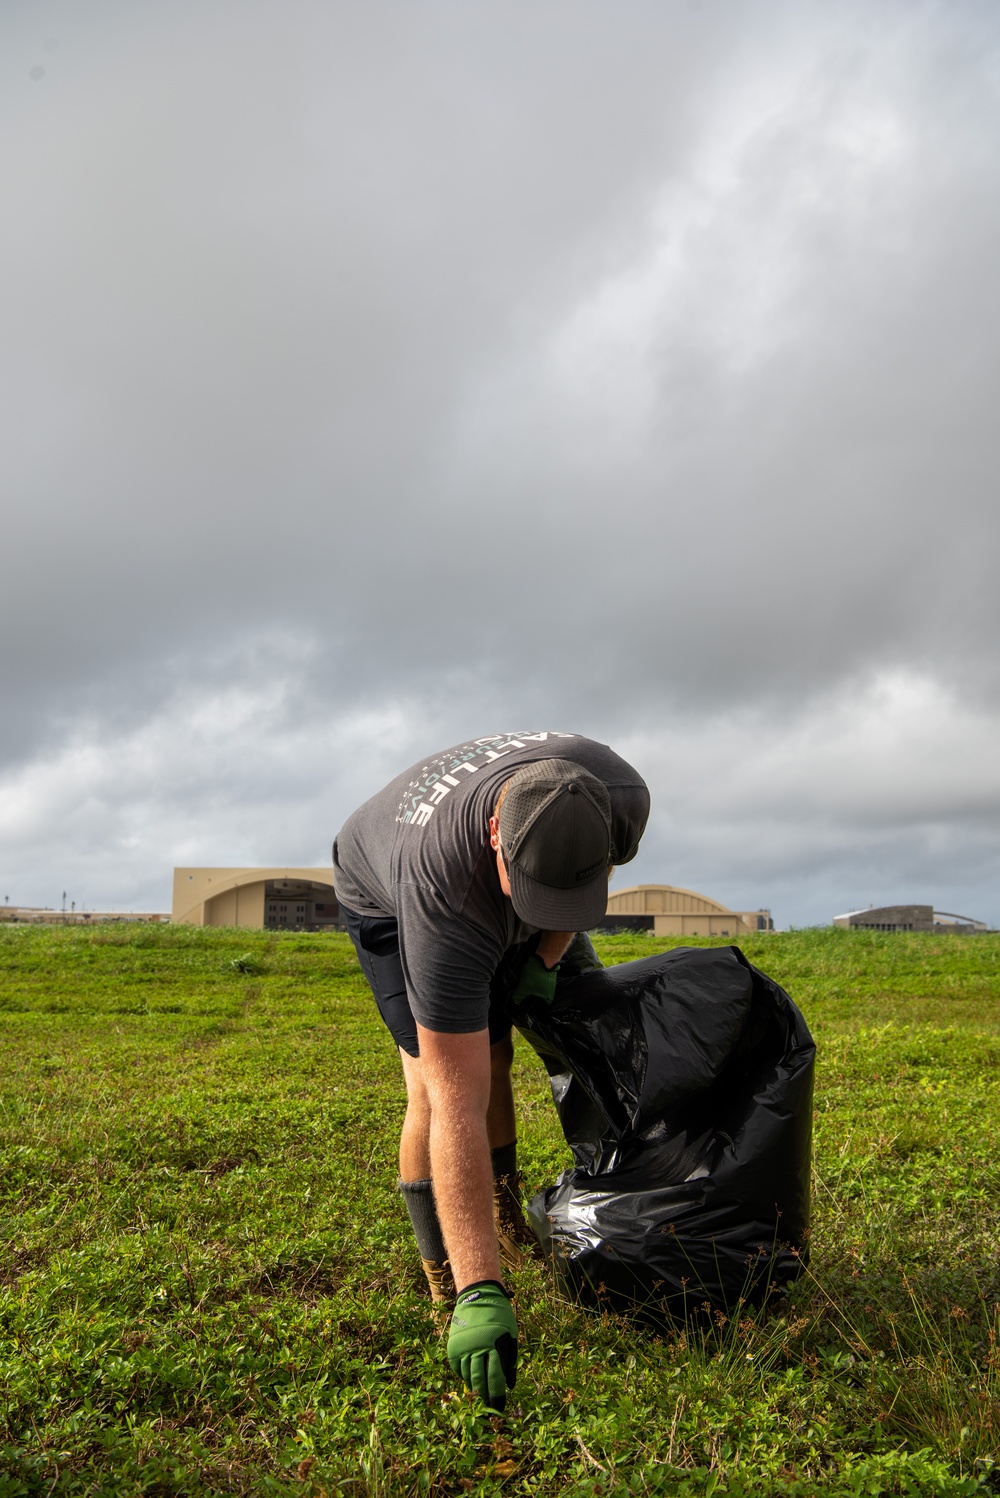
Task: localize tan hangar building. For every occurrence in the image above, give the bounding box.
[172,868,342,931]
[172,870,773,937]
[603,884,773,937]
[833,904,988,933]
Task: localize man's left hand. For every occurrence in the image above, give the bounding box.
[509,952,559,1006]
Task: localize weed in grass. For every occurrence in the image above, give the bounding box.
[1,924,999,1493]
[229,953,268,978]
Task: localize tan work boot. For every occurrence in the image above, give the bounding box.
[493,1172,546,1273]
[421,1257,456,1323]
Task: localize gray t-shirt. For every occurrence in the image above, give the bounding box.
[333,731,649,1034]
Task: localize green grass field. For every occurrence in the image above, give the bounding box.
[1,924,998,1496]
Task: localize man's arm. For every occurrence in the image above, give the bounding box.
[417,1022,518,1410]
[535,929,575,969]
[415,1022,500,1289]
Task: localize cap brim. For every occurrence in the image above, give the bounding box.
[508,864,609,931]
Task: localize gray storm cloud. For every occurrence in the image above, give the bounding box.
[2,0,999,922]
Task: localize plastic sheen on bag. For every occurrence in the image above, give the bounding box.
[512,945,815,1321]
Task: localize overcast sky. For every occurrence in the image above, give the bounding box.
[2,0,999,927]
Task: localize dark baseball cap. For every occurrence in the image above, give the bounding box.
[498,759,612,929]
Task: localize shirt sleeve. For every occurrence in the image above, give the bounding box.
[394,879,505,1033]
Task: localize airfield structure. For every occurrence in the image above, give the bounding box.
[0,907,169,925]
[833,904,988,933]
[601,884,773,937]
[172,868,343,931]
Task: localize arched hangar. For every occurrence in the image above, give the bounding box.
[602,884,773,937]
[833,904,987,933]
[172,868,342,931]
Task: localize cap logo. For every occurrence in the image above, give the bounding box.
[575,859,604,882]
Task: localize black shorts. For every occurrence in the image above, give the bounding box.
[340,905,516,1059]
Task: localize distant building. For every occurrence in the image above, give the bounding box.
[0,907,169,925]
[833,904,988,933]
[172,868,342,931]
[602,884,773,938]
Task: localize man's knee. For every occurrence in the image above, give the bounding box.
[400,1048,431,1111]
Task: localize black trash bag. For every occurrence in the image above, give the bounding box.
[512,945,815,1322]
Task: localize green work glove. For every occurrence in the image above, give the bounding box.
[447,1281,518,1411]
[509,952,559,1006]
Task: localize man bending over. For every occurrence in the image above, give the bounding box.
[332,732,649,1409]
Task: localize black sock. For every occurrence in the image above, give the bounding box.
[398,1178,447,1262]
[490,1141,518,1182]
